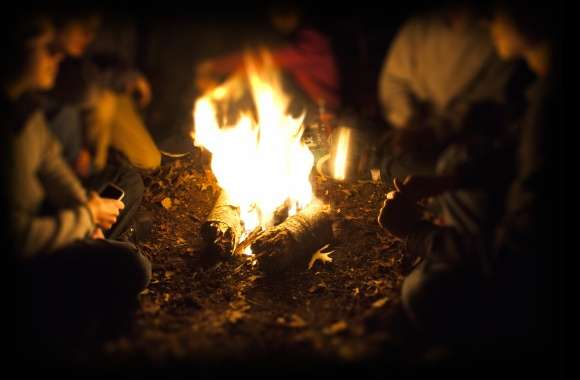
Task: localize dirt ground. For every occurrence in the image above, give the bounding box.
[50,148,430,372]
[9,148,554,377]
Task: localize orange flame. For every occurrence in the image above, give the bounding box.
[192,50,315,240]
[333,127,351,180]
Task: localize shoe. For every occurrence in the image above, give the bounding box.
[158,132,196,156]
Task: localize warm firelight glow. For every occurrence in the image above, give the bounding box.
[333,127,351,181]
[192,50,315,239]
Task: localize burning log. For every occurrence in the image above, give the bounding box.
[233,226,263,255]
[201,190,243,258]
[271,200,290,226]
[252,204,334,275]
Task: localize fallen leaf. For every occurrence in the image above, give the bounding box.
[226,303,250,324]
[200,182,220,194]
[226,310,245,324]
[323,320,348,335]
[161,197,172,209]
[288,314,307,328]
[277,314,307,329]
[308,282,328,293]
[341,189,354,197]
[141,299,160,314]
[308,244,334,270]
[372,297,389,309]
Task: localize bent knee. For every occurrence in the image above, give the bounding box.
[112,243,152,293]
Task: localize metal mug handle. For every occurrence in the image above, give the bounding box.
[315,153,332,178]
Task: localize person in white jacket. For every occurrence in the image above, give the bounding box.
[377,2,520,182]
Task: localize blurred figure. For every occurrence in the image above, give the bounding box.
[377,0,559,363]
[46,9,156,239]
[2,12,151,352]
[194,1,340,124]
[48,9,160,174]
[376,1,523,183]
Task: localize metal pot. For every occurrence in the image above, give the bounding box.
[316,126,376,181]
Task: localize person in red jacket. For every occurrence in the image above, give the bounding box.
[195,2,341,121]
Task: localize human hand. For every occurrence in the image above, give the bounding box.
[377,179,423,239]
[91,227,105,239]
[86,191,125,230]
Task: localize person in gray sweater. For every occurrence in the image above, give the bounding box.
[45,10,152,240]
[2,13,151,347]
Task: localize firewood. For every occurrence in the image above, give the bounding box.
[252,203,334,275]
[272,200,290,226]
[234,226,263,255]
[201,190,243,258]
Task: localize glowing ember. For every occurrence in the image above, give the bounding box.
[192,51,315,242]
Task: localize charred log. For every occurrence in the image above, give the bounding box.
[271,200,290,226]
[201,191,243,258]
[234,226,263,255]
[252,204,334,275]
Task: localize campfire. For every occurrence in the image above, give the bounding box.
[192,51,334,274]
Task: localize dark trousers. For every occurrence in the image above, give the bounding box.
[434,144,504,235]
[398,144,497,339]
[14,239,151,350]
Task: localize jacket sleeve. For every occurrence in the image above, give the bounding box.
[11,115,95,258]
[12,205,95,259]
[38,115,89,207]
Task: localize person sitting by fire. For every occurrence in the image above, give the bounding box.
[377,0,559,361]
[194,1,340,130]
[376,0,528,184]
[46,8,161,175]
[44,9,158,240]
[1,12,151,347]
